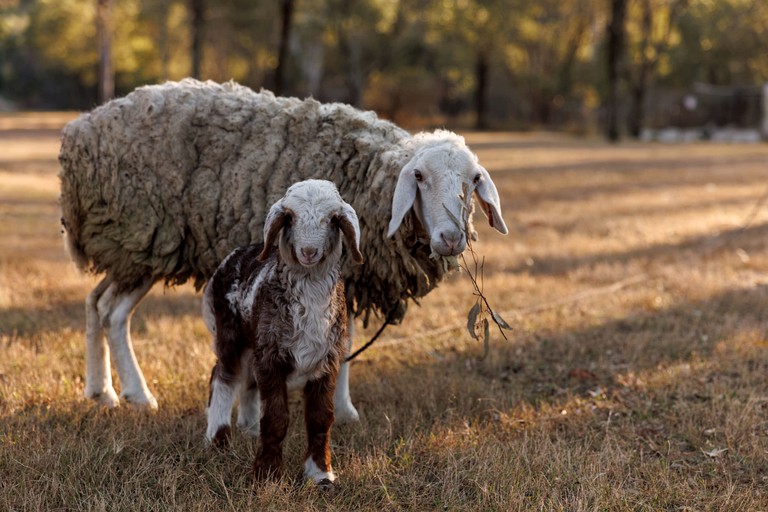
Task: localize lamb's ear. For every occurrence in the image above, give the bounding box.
[387,159,419,237]
[258,201,290,262]
[474,166,508,235]
[336,202,364,264]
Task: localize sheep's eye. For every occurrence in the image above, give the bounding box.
[414,170,423,182]
[473,173,481,184]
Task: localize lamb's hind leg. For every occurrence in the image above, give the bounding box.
[236,350,261,437]
[333,312,359,423]
[206,361,240,447]
[98,277,158,409]
[84,277,119,408]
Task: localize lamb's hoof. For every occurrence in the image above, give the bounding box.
[121,392,159,410]
[85,387,120,409]
[236,419,260,438]
[253,459,282,481]
[316,478,336,492]
[334,401,359,424]
[209,425,231,449]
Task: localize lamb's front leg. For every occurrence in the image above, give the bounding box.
[333,315,359,423]
[253,366,290,480]
[304,371,338,487]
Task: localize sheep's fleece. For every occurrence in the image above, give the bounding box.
[60,79,486,324]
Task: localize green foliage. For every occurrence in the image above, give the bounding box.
[0,0,765,125]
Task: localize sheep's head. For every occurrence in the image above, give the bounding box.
[387,133,508,257]
[258,179,363,268]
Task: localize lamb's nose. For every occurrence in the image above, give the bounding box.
[301,247,318,259]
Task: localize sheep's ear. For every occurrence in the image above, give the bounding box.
[258,202,290,262]
[474,166,508,235]
[387,159,419,237]
[337,202,363,264]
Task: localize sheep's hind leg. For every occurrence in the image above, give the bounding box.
[333,314,360,423]
[99,277,158,409]
[84,277,119,408]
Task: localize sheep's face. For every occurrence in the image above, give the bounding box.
[388,139,508,257]
[259,180,363,268]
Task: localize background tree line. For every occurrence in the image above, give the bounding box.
[1,0,767,136]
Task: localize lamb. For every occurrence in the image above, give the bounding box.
[204,179,361,486]
[58,78,508,418]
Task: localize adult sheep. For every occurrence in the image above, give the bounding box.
[59,78,508,420]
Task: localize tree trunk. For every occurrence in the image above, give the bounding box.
[605,0,627,142]
[627,0,652,138]
[158,0,170,81]
[474,49,489,130]
[273,0,295,95]
[190,0,205,79]
[96,0,114,104]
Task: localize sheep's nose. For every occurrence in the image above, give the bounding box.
[440,231,462,251]
[300,247,318,259]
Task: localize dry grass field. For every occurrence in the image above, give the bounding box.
[3,113,768,511]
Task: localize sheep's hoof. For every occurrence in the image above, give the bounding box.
[121,392,159,410]
[85,387,120,409]
[334,401,359,424]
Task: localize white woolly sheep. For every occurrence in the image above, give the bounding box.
[58,79,508,418]
[204,179,362,487]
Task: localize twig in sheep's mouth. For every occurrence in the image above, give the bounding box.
[444,184,511,359]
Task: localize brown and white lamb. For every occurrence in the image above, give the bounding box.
[203,179,362,486]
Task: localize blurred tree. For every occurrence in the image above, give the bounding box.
[606,0,627,141]
[665,0,768,86]
[189,0,204,79]
[96,0,113,103]
[0,0,765,129]
[271,0,294,95]
[625,0,687,138]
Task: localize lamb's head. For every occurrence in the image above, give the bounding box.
[387,132,508,257]
[258,179,364,268]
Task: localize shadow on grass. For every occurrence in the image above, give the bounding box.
[345,281,768,438]
[498,222,768,277]
[0,287,203,341]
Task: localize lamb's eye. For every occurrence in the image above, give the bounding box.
[414,170,423,182]
[473,173,481,184]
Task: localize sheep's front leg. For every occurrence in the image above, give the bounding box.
[304,371,337,487]
[84,278,119,408]
[333,315,359,423]
[253,365,290,480]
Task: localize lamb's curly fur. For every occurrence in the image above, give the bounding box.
[58,79,507,411]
